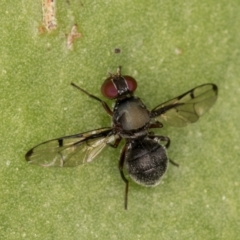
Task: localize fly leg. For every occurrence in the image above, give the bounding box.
[148,134,171,148]
[119,143,129,210]
[71,82,113,116]
[107,136,122,148]
[149,121,163,129]
[149,134,179,167]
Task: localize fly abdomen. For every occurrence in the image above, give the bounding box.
[125,138,168,186]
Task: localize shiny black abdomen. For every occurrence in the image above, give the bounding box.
[125,138,168,186]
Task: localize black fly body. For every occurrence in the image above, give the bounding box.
[25,67,218,209]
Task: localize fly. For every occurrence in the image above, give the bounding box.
[25,67,218,209]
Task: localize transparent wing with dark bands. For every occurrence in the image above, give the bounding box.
[25,127,116,167]
[151,84,218,127]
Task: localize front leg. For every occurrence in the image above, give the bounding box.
[71,82,113,116]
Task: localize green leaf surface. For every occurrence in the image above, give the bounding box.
[1,1,240,239]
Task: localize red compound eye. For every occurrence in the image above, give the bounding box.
[101,75,137,99]
[101,76,118,99]
[124,75,137,93]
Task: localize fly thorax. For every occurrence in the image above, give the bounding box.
[113,97,150,131]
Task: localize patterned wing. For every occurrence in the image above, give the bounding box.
[25,128,117,167]
[151,84,218,127]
